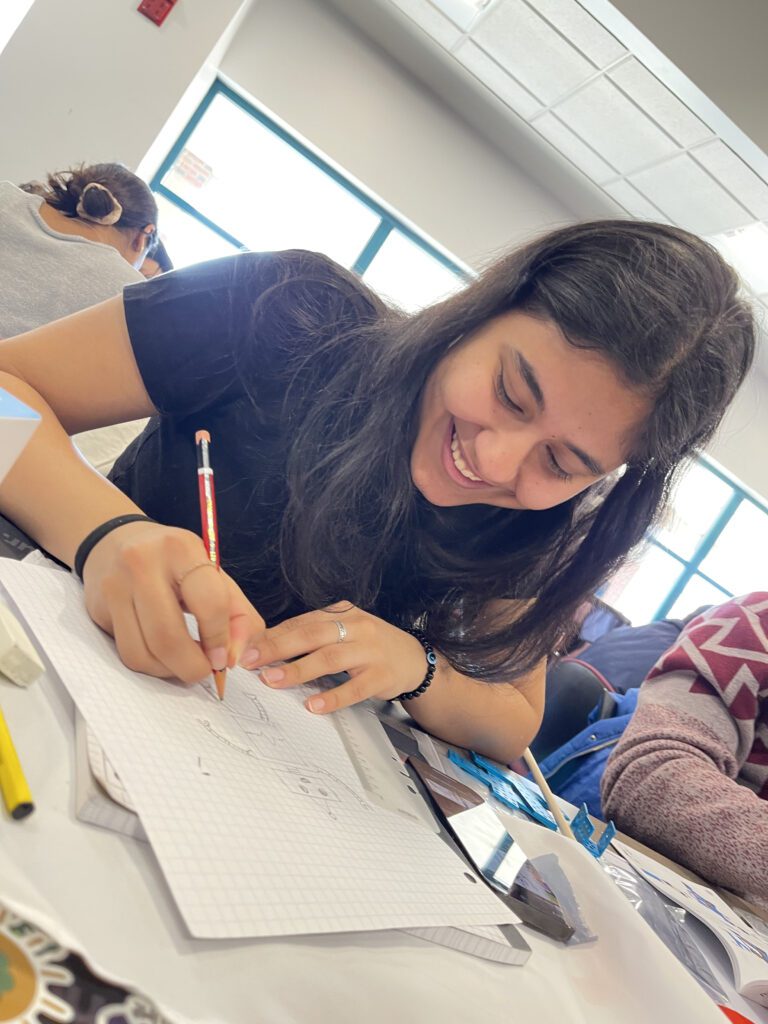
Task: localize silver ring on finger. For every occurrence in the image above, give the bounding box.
[334,620,348,644]
[177,561,218,586]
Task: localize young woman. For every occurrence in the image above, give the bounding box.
[0,221,755,762]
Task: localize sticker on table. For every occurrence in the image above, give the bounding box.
[0,904,171,1023]
[0,907,73,1022]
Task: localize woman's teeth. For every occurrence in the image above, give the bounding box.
[450,428,483,482]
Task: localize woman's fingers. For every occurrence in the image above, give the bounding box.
[175,561,235,675]
[134,570,219,683]
[304,671,382,715]
[260,642,366,689]
[83,519,265,682]
[96,576,173,679]
[243,609,354,669]
[222,576,266,668]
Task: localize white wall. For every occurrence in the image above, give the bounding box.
[708,367,768,500]
[219,0,573,267]
[0,0,251,184]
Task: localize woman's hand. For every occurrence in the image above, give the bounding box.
[239,603,429,713]
[82,520,265,683]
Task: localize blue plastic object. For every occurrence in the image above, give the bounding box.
[448,750,616,859]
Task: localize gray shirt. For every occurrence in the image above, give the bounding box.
[0,180,143,338]
[0,181,147,471]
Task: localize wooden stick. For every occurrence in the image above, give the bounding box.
[522,746,575,840]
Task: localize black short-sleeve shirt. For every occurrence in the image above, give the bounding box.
[111,249,378,622]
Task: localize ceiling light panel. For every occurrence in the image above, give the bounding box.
[431,0,491,32]
[473,0,596,104]
[602,179,668,222]
[455,39,543,117]
[552,76,680,174]
[383,0,768,297]
[607,59,713,149]
[530,0,626,68]
[629,154,754,236]
[692,141,768,221]
[534,112,616,183]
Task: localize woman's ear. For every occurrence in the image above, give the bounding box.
[132,225,156,253]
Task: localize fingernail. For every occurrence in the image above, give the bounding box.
[207,647,227,672]
[261,667,285,686]
[239,647,260,669]
[306,695,325,713]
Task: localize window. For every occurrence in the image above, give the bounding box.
[602,458,768,625]
[151,80,469,308]
[0,0,34,55]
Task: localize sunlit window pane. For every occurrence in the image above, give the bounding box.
[654,461,733,560]
[698,501,768,595]
[0,0,34,54]
[601,545,685,625]
[362,230,466,312]
[154,194,240,269]
[160,93,380,267]
[667,575,731,620]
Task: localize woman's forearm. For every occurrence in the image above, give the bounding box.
[405,657,545,763]
[0,371,145,566]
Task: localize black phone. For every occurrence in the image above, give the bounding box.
[407,755,575,942]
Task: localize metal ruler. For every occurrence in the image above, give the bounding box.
[333,703,439,832]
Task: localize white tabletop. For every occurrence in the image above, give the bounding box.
[0,664,725,1024]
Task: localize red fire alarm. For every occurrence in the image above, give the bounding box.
[138,0,178,27]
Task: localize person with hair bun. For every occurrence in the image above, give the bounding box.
[0,222,756,762]
[1,162,158,339]
[1,162,160,471]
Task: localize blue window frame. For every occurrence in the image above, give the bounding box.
[603,457,768,624]
[150,79,470,310]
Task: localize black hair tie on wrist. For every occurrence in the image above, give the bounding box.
[394,627,438,701]
[74,514,154,581]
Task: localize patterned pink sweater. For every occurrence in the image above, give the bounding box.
[601,593,768,906]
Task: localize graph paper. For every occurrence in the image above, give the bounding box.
[0,561,515,940]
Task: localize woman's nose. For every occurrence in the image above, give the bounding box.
[474,427,533,487]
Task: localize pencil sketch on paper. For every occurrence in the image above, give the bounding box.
[198,680,302,763]
[272,764,371,818]
[196,680,372,818]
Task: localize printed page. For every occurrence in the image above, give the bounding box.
[614,840,768,1006]
[0,562,514,940]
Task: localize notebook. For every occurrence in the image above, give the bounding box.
[0,561,518,942]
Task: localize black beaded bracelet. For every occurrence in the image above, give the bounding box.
[395,627,438,701]
[74,514,154,581]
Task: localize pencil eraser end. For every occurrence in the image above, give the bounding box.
[195,429,211,444]
[0,602,45,687]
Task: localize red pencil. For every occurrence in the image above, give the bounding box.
[195,429,226,701]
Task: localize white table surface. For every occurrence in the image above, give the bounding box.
[0,663,726,1024]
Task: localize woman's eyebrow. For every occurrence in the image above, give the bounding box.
[564,443,605,476]
[511,349,606,476]
[514,351,545,411]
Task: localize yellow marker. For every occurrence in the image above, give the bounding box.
[0,706,34,820]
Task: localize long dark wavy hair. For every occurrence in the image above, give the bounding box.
[237,221,755,681]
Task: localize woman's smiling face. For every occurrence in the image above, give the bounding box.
[410,310,649,511]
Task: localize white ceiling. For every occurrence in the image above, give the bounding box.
[328,0,768,370]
